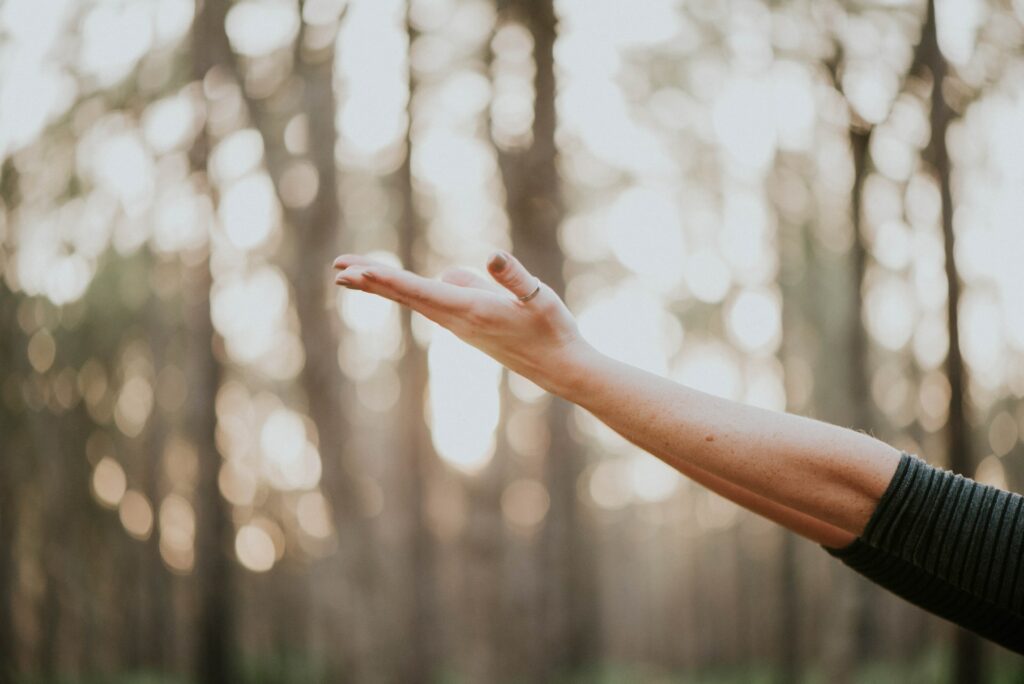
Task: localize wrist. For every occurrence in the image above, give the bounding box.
[535,337,605,402]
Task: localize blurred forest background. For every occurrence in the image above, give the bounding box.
[1,0,1024,682]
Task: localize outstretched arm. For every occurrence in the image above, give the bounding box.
[332,250,895,543]
[333,250,1024,652]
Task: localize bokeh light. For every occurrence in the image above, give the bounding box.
[428,327,501,473]
[2,0,1023,677]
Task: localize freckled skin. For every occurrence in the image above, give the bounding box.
[552,355,900,546]
[332,251,903,548]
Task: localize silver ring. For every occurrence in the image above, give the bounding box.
[518,279,541,302]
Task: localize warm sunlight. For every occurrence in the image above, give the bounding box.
[4,0,1024,678]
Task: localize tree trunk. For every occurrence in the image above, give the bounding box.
[0,392,17,684]
[142,280,173,671]
[288,17,384,679]
[775,155,808,681]
[494,0,597,676]
[0,159,21,684]
[818,124,876,682]
[776,532,800,682]
[217,5,384,674]
[184,253,234,684]
[0,308,19,684]
[189,2,236,681]
[393,14,439,680]
[920,0,986,679]
[1,162,70,678]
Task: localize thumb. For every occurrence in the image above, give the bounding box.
[487,250,540,300]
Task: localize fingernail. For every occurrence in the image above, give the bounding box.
[336,277,350,286]
[489,251,507,272]
[362,270,376,281]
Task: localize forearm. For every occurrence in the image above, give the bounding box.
[668,459,855,548]
[549,343,901,535]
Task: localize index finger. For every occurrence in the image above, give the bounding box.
[334,254,390,270]
[335,260,485,322]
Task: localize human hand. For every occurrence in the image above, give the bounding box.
[332,250,595,396]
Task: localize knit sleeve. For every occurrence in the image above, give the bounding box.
[824,451,1024,654]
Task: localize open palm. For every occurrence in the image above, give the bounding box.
[333,251,591,393]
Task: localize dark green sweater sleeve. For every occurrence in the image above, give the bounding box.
[824,451,1024,654]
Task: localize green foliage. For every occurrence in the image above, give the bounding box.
[17,673,189,684]
[235,650,334,684]
[14,648,1024,684]
[14,652,333,684]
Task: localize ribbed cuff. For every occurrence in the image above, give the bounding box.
[821,451,1024,653]
[822,451,913,558]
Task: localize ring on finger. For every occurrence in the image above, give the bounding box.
[518,278,541,302]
